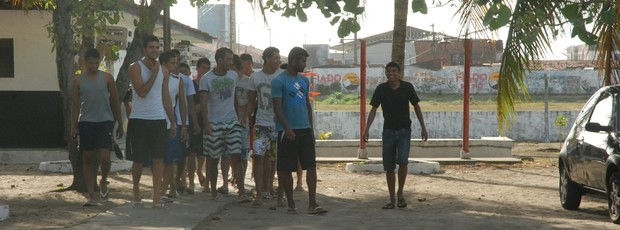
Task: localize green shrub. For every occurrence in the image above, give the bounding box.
[320,92,360,105]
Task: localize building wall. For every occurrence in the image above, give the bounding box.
[329,42,416,65]
[198,4,229,47]
[0,10,57,91]
[414,39,502,68]
[314,110,578,142]
[310,66,601,94]
[0,10,64,148]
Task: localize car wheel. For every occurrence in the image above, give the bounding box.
[560,165,582,210]
[607,171,620,224]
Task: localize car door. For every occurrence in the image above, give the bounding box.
[582,92,614,189]
[566,91,600,184]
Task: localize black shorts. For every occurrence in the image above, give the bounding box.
[78,121,113,151]
[126,119,166,163]
[276,128,316,172]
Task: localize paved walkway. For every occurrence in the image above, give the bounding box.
[70,193,237,230]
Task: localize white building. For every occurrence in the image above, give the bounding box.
[0,5,215,148]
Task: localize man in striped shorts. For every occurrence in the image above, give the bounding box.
[199,47,251,202]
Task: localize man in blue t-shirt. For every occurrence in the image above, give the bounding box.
[363,61,428,210]
[271,47,327,215]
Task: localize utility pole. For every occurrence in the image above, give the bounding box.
[230,0,236,52]
[430,23,435,52]
[353,15,358,65]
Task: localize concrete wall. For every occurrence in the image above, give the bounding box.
[0,10,57,91]
[314,110,579,142]
[311,66,601,95]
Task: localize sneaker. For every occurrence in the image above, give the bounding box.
[262,192,272,199]
[160,196,173,203]
[237,195,252,203]
[217,186,229,195]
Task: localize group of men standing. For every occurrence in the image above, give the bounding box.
[72,35,327,214]
[71,34,428,213]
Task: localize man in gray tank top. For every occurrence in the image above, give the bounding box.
[71,48,124,206]
[126,35,176,208]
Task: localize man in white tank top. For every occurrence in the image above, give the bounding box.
[126,35,176,208]
[70,48,124,206]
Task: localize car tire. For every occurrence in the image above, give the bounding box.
[607,171,620,224]
[560,165,582,210]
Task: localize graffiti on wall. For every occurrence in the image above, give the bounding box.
[311,67,599,94]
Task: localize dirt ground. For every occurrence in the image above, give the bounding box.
[1,142,619,229]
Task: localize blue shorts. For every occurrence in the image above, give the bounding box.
[165,129,184,164]
[78,121,113,152]
[382,128,411,171]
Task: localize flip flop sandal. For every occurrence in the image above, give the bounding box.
[294,185,304,191]
[382,202,395,209]
[100,188,109,200]
[99,180,110,199]
[308,206,328,214]
[277,198,286,208]
[397,198,407,208]
[287,208,298,214]
[83,200,101,207]
[160,196,174,203]
[131,201,144,208]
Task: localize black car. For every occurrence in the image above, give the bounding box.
[559,85,620,224]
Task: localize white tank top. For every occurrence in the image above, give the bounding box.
[166,72,181,128]
[129,60,167,120]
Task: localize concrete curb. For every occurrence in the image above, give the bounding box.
[0,205,8,221]
[345,159,441,174]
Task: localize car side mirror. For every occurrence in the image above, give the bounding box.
[585,122,611,132]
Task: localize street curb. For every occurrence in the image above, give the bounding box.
[345,160,441,174]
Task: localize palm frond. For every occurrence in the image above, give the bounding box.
[456,0,565,135]
[455,0,494,38]
[496,0,562,135]
[592,3,620,86]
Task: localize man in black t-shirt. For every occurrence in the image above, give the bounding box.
[363,61,428,210]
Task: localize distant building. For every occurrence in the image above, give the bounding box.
[414,39,503,69]
[198,4,230,49]
[303,44,330,68]
[328,26,503,69]
[566,44,595,61]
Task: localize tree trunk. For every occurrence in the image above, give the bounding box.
[53,1,85,192]
[115,0,167,99]
[391,0,408,77]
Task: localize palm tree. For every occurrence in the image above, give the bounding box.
[392,0,408,76]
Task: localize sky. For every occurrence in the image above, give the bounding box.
[169,1,584,60]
